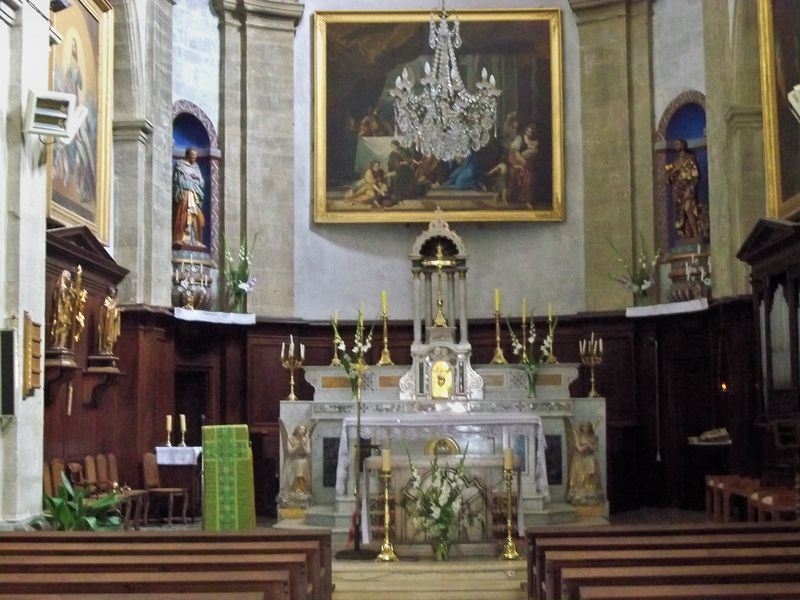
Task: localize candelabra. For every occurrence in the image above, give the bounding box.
[281,335,305,401]
[580,334,604,398]
[499,466,521,560]
[490,307,507,365]
[172,260,212,310]
[330,338,342,367]
[378,306,394,366]
[376,470,399,562]
[165,425,172,448]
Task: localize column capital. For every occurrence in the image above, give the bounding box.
[569,0,650,25]
[213,0,304,24]
[724,105,763,132]
[113,119,154,143]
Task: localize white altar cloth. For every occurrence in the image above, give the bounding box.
[156,446,202,465]
[335,412,548,498]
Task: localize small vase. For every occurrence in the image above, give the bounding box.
[230,293,246,313]
[432,537,451,561]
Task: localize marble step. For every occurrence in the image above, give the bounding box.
[332,558,526,600]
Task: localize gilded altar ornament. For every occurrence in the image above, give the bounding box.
[376,448,399,562]
[579,333,603,398]
[421,243,455,329]
[97,286,121,356]
[48,266,87,353]
[431,360,453,399]
[490,288,507,364]
[281,335,304,401]
[499,448,521,560]
[378,291,394,366]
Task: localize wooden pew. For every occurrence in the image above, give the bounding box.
[0,594,266,600]
[561,563,800,600]
[526,522,800,595]
[0,553,310,600]
[0,528,331,600]
[0,529,330,600]
[0,570,290,599]
[525,522,800,599]
[578,581,800,599]
[544,546,800,600]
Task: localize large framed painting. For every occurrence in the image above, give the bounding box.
[48,0,113,244]
[758,0,800,220]
[313,9,564,224]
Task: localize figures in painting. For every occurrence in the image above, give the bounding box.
[173,147,206,248]
[566,420,604,506]
[506,124,539,206]
[97,286,121,356]
[344,160,389,206]
[665,139,706,239]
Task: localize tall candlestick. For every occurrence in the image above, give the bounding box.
[503,448,513,470]
[381,448,392,472]
[494,288,500,312]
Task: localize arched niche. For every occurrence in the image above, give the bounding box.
[654,91,709,255]
[171,101,221,310]
[172,101,221,260]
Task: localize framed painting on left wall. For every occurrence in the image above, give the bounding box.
[48,0,113,244]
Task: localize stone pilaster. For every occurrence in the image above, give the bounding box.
[112,119,153,303]
[569,0,655,311]
[703,0,765,297]
[214,0,303,317]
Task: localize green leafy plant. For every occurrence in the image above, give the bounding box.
[402,447,483,560]
[505,313,556,398]
[609,235,661,304]
[43,472,122,531]
[224,234,258,313]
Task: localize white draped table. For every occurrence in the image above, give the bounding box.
[334,412,549,498]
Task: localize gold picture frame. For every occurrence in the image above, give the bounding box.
[313,9,564,224]
[47,0,113,243]
[758,0,800,220]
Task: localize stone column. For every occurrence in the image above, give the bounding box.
[412,270,422,344]
[109,0,174,306]
[214,0,303,316]
[0,0,49,523]
[458,270,468,344]
[569,0,655,310]
[703,0,765,297]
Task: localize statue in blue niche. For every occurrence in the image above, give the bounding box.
[173,147,206,248]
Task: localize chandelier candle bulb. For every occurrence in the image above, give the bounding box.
[381,448,391,472]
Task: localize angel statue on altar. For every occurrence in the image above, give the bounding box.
[565,419,604,506]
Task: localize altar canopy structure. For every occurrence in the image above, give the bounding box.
[277,216,607,548]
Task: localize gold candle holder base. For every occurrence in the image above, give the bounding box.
[282,357,303,401]
[165,431,172,448]
[376,470,399,562]
[490,309,507,364]
[499,468,521,561]
[179,430,187,447]
[378,311,394,366]
[580,336,604,398]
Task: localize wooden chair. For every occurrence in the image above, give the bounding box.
[107,453,147,530]
[43,461,54,498]
[142,451,188,526]
[95,453,112,493]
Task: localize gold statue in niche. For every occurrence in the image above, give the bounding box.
[431,360,453,399]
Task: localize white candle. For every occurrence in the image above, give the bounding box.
[300,344,305,360]
[494,288,500,312]
[381,448,391,472]
[166,414,172,432]
[281,341,285,358]
[599,338,603,353]
[548,302,553,320]
[179,413,186,432]
[503,448,513,470]
[289,334,295,357]
[381,290,387,313]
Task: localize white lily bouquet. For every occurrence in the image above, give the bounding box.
[403,448,482,560]
[224,234,258,313]
[331,304,375,396]
[505,310,556,398]
[609,235,661,305]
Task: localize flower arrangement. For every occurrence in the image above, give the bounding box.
[505,309,556,398]
[224,234,258,313]
[331,304,375,396]
[403,448,482,560]
[609,236,661,305]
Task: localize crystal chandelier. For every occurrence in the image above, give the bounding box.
[390,6,501,162]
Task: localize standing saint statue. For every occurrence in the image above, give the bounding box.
[566,420,604,506]
[49,270,73,349]
[665,139,706,239]
[98,286,121,355]
[172,147,206,248]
